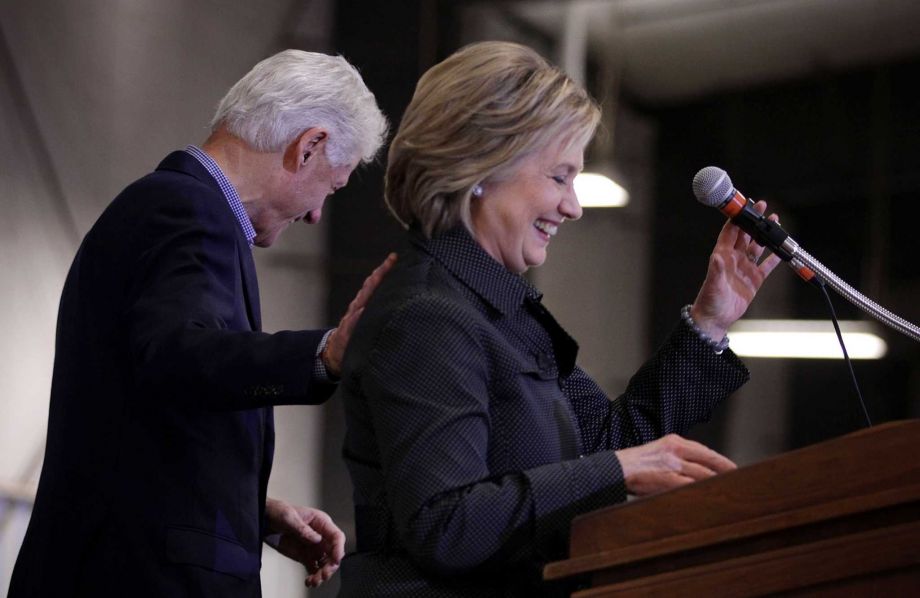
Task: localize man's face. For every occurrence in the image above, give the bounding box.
[252,147,356,248]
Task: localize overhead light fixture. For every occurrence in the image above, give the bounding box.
[728,320,887,359]
[574,173,629,208]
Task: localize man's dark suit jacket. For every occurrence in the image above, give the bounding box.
[337,226,750,596]
[9,151,335,597]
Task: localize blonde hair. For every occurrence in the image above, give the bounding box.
[385,41,600,237]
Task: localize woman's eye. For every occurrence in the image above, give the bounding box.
[552,175,567,185]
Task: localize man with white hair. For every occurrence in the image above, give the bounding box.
[9,49,391,597]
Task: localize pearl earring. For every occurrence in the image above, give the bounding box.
[472,184,483,198]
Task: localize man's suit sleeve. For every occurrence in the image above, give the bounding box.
[123,190,334,410]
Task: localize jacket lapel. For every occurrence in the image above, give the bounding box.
[157,151,263,332]
[238,242,262,332]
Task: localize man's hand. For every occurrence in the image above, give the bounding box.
[265,497,345,588]
[322,253,397,377]
[615,434,736,497]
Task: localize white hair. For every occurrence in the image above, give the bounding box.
[211,49,388,166]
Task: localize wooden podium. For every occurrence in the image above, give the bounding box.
[544,420,920,596]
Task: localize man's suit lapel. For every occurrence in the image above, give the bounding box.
[158,151,264,332]
[238,244,262,331]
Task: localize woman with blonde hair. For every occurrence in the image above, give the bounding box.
[338,41,780,596]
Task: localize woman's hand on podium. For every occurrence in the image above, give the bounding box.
[615,434,737,497]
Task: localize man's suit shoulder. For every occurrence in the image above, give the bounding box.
[118,163,228,219]
[87,156,238,251]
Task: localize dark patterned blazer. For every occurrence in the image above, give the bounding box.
[9,151,335,598]
[337,226,749,596]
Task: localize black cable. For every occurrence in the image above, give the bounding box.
[812,277,873,427]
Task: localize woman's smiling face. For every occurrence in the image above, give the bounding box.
[470,138,584,273]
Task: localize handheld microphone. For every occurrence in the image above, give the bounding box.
[692,166,816,282]
[692,167,920,345]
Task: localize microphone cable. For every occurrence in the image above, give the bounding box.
[808,274,873,428]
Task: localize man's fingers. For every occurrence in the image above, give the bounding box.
[308,508,346,561]
[305,563,339,588]
[299,524,322,544]
[280,509,322,544]
[374,252,398,277]
[324,253,393,375]
[329,531,345,562]
[323,563,340,580]
[337,307,365,336]
[316,521,345,563]
[354,253,397,306]
[365,253,397,289]
[343,253,396,318]
[280,502,323,542]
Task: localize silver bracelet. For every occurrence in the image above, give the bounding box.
[681,304,729,354]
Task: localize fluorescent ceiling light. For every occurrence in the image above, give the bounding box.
[574,173,629,207]
[728,320,887,359]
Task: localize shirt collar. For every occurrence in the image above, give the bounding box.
[412,225,542,316]
[184,145,257,246]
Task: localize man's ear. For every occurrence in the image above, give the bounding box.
[292,127,328,169]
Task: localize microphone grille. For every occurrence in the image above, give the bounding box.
[692,166,734,208]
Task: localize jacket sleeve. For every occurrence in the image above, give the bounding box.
[123,190,335,410]
[359,293,625,575]
[563,319,750,454]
